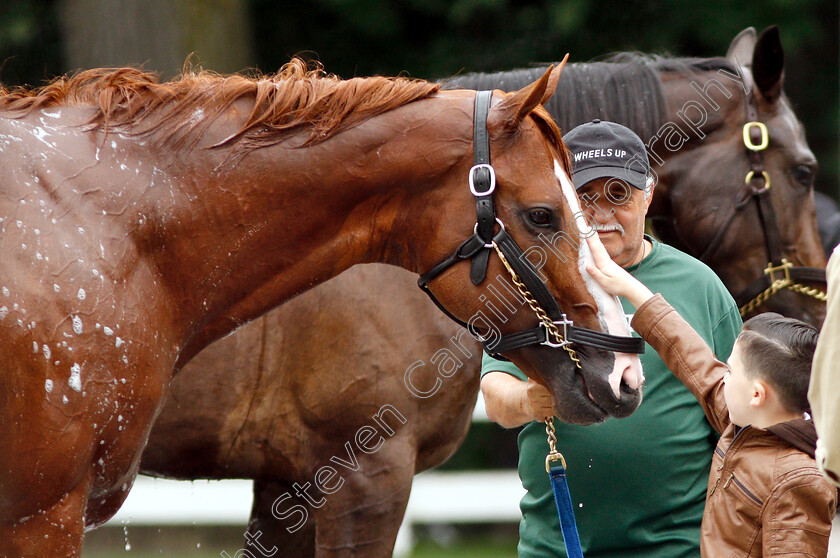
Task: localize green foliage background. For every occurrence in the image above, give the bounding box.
[1,0,838,193]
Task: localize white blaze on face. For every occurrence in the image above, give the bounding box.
[554,161,644,398]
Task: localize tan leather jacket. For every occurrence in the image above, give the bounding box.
[632,295,837,557]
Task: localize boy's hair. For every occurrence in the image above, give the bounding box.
[738,312,819,414]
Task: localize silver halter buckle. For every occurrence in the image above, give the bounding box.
[540,315,574,348]
[469,164,496,196]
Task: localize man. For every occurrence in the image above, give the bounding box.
[810,244,840,487]
[481,120,742,557]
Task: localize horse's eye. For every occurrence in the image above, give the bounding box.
[792,165,814,187]
[528,209,553,227]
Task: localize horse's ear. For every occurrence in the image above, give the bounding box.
[726,26,757,69]
[752,25,785,104]
[541,53,568,106]
[496,56,567,127]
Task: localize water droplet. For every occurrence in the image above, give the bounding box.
[68,363,82,392]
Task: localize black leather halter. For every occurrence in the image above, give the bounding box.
[417,91,644,358]
[690,87,826,315]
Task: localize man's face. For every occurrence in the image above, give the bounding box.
[577,177,652,268]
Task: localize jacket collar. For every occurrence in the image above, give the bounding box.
[765,418,818,458]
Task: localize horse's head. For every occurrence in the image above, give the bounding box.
[650,26,826,326]
[417,64,643,425]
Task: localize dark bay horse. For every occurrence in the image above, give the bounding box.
[142,264,477,557]
[0,59,645,556]
[139,27,828,557]
[444,25,827,325]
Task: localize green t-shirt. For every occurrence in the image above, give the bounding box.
[481,237,742,558]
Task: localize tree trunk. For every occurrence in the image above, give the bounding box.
[59,0,253,78]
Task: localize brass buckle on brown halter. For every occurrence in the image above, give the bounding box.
[743,121,769,151]
[744,121,770,191]
[764,258,793,285]
[745,170,771,191]
[725,101,828,316]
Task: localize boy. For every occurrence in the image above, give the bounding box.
[585,233,837,556]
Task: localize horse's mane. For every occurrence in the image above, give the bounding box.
[441,53,739,144]
[0,58,441,150]
[529,105,571,177]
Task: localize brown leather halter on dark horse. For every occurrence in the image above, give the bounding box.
[692,73,827,316]
[444,26,828,327]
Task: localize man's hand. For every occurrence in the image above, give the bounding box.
[481,372,556,428]
[524,380,555,422]
[585,233,654,308]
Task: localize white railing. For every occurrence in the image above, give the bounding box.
[109,469,523,556]
[107,393,525,555]
[393,469,523,556]
[104,391,840,557]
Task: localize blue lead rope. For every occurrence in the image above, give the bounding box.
[548,458,584,558]
[545,417,584,558]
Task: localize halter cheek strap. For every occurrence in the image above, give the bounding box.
[689,86,827,316]
[417,90,645,358]
[470,90,495,285]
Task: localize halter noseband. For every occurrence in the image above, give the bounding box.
[417,91,645,359]
[691,86,827,316]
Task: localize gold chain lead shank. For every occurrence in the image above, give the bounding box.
[489,241,577,473]
[491,241,582,368]
[739,259,827,316]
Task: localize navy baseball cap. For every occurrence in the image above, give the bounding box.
[563,120,651,191]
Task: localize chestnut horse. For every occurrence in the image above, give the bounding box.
[0,59,645,556]
[139,27,827,557]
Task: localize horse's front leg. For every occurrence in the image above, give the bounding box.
[244,479,317,557]
[313,445,416,558]
[0,472,91,558]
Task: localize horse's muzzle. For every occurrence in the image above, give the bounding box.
[536,344,643,426]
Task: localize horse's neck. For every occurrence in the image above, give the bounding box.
[646,67,746,217]
[138,102,462,351]
[550,60,745,212]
